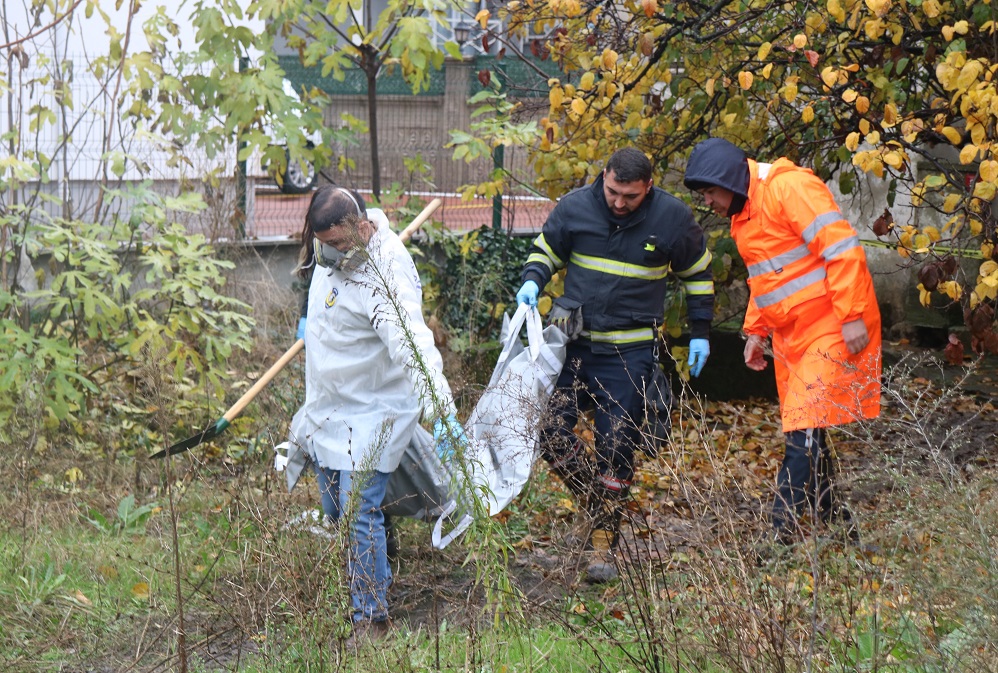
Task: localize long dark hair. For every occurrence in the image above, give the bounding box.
[295,185,368,280]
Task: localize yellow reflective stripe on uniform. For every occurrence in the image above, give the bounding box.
[570,251,670,280]
[532,233,564,268]
[674,249,712,278]
[588,327,656,344]
[527,252,555,272]
[801,211,843,244]
[683,280,714,295]
[755,267,827,308]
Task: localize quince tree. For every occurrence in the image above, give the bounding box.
[468,0,998,351]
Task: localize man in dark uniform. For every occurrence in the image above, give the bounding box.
[516,147,714,582]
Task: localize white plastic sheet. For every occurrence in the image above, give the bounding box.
[431,304,567,549]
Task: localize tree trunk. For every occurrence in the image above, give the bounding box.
[366,68,380,199]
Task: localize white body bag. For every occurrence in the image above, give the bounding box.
[430,304,567,549]
[276,304,567,550]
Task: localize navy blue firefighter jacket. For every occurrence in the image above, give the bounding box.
[521,172,714,353]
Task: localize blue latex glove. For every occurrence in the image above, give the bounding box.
[688,338,710,378]
[296,316,307,341]
[515,280,539,307]
[433,413,468,460]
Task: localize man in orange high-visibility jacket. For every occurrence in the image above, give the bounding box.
[684,137,881,542]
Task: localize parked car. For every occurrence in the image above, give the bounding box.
[250,79,324,194]
[278,144,318,194]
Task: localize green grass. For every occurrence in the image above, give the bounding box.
[235,619,656,673]
[2,353,998,672]
[3,465,997,673]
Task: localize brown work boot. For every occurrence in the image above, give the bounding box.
[582,481,625,584]
[585,527,619,583]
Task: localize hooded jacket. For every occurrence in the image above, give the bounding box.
[684,137,750,216]
[684,140,876,335]
[684,139,881,431]
[521,172,714,352]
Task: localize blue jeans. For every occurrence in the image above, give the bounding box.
[315,467,392,622]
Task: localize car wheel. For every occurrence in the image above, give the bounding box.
[279,146,317,194]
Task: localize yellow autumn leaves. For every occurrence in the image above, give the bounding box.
[930,52,997,203]
[864,0,891,18]
[600,48,619,70]
[732,35,820,129]
[925,260,998,309]
[918,279,961,307]
[546,0,583,17]
[974,261,998,307]
[841,88,871,114]
[847,44,998,279]
[820,64,855,88]
[941,20,970,42]
[547,48,621,125]
[851,143,909,178]
[898,224,939,258]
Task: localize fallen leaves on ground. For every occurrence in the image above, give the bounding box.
[534,378,997,573]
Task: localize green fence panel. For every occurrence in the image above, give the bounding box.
[468,54,563,97]
[278,55,447,96]
[277,54,562,99]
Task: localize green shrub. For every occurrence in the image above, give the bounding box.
[438,221,533,349]
[1,182,253,430]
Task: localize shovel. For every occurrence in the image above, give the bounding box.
[151,197,443,459]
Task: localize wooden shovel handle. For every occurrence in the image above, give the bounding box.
[222,339,305,422]
[397,197,441,243]
[220,197,442,423]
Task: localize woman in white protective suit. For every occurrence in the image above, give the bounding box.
[289,185,465,644]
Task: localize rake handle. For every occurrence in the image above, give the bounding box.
[398,197,441,242]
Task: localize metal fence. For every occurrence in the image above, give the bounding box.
[280,53,559,97]
[3,53,558,241]
[249,188,554,239]
[243,54,560,239]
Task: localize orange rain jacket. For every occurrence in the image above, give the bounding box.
[732,158,881,431]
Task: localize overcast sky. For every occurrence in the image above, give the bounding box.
[1,0,264,59]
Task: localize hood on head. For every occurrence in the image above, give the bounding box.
[683,138,751,200]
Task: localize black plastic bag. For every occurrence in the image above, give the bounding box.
[643,363,673,455]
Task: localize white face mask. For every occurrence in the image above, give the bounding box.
[313,237,369,273]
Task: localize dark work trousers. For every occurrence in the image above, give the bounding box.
[540,340,655,489]
[772,428,838,534]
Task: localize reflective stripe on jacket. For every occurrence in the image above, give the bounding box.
[522,173,714,351]
[733,159,875,334]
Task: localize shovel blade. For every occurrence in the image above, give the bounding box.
[150,418,229,459]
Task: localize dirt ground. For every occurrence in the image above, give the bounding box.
[378,342,998,634]
[40,342,998,672]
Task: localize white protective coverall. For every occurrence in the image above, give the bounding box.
[289,209,454,475]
